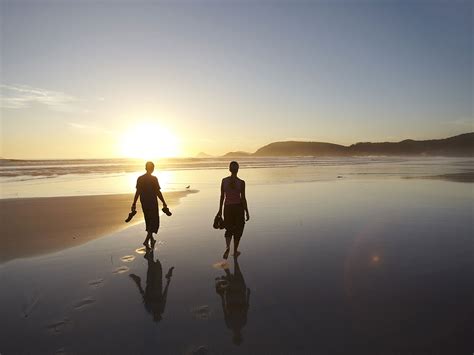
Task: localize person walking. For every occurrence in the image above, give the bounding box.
[131,161,168,248]
[217,161,250,259]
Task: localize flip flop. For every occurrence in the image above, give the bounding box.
[125,210,137,223]
[162,207,172,216]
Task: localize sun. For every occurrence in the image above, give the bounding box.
[120,122,180,159]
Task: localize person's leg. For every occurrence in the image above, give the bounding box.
[233,236,241,256]
[143,231,152,247]
[232,204,245,256]
[223,204,233,259]
[223,233,232,259]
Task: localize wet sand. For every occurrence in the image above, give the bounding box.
[0,190,197,263]
[403,171,474,183]
[0,165,472,354]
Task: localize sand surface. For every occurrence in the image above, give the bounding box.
[0,173,472,354]
[0,190,197,263]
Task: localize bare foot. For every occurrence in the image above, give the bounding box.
[223,248,230,260]
[150,239,156,249]
[233,251,241,257]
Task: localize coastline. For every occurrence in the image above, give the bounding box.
[0,190,198,264]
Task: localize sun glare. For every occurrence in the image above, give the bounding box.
[120,122,180,159]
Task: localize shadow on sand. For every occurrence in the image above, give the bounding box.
[215,256,251,345]
[129,249,174,322]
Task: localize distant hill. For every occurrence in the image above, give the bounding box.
[196,152,212,158]
[251,133,474,157]
[223,151,252,157]
[254,141,347,156]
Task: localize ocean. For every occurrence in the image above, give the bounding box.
[1,156,473,198]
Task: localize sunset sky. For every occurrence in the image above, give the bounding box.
[1,0,472,159]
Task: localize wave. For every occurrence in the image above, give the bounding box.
[1,156,472,180]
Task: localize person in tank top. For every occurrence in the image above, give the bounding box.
[217,161,250,259]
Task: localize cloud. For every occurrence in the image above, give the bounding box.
[67,122,116,135]
[0,84,79,112]
[441,117,473,129]
[68,122,88,129]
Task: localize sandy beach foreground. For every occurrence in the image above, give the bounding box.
[0,172,472,354]
[0,190,197,263]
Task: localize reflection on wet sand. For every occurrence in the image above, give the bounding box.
[215,256,251,345]
[129,249,174,322]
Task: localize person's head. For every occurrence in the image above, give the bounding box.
[145,161,155,174]
[229,161,239,175]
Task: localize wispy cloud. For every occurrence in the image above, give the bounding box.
[0,84,79,112]
[441,117,473,129]
[67,122,116,135]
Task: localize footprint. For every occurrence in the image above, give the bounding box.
[22,292,40,318]
[135,247,147,254]
[120,255,135,263]
[113,266,129,274]
[46,318,69,334]
[191,305,211,320]
[191,346,209,355]
[88,278,104,288]
[73,297,95,310]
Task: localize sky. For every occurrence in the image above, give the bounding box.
[1,0,472,159]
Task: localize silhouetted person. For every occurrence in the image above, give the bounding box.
[129,249,174,322]
[217,161,250,259]
[131,161,168,248]
[215,255,251,345]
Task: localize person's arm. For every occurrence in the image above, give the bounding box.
[157,190,167,208]
[241,180,250,221]
[217,179,225,216]
[131,185,140,211]
[155,177,167,208]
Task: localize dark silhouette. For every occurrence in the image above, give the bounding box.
[215,256,251,345]
[217,161,250,259]
[129,249,174,322]
[131,161,169,248]
[228,132,474,157]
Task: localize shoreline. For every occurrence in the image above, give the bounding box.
[0,190,198,264]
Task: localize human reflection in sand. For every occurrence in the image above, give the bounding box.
[215,256,251,345]
[129,249,174,322]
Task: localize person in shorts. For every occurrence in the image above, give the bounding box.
[131,161,168,248]
[216,161,250,259]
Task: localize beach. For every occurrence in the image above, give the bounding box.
[0,159,473,354]
[0,190,196,263]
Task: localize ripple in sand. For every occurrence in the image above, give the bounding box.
[120,255,135,262]
[191,346,209,355]
[113,265,130,274]
[191,305,211,320]
[135,247,147,254]
[22,292,40,318]
[88,278,104,288]
[212,261,229,269]
[73,297,95,310]
[46,318,69,334]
